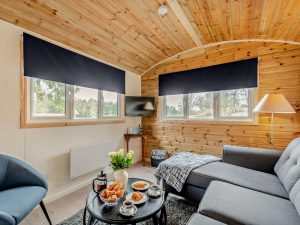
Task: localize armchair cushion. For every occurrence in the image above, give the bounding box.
[0,155,48,191]
[222,145,282,173]
[0,186,47,224]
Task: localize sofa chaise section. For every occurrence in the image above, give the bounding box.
[164,144,286,201]
[198,181,300,225]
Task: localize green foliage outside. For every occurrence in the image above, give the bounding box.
[165,89,249,118]
[166,104,183,116]
[103,101,118,117]
[32,78,65,116]
[220,89,248,117]
[189,93,213,118]
[74,86,98,119]
[32,79,118,118]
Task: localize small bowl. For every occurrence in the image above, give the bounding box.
[99,191,120,207]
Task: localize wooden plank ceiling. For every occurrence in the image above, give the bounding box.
[0,0,299,74]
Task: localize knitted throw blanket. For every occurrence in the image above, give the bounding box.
[154,152,221,192]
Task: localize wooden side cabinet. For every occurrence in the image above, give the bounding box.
[124,133,148,166]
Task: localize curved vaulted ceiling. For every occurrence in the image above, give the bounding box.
[0,0,299,74]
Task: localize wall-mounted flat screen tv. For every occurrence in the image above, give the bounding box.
[125,96,155,117]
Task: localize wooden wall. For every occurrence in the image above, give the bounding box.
[141,41,300,159]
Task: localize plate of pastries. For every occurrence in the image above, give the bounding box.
[131,181,150,191]
[126,191,148,205]
[99,182,125,206]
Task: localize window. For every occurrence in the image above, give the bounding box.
[164,94,184,117]
[163,88,255,122]
[102,91,119,117]
[219,89,250,118]
[28,78,122,123]
[189,92,214,119]
[74,86,99,119]
[31,78,67,118]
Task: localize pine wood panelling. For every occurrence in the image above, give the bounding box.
[141,42,300,158]
[0,0,300,74]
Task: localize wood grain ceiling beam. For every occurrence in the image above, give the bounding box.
[167,0,203,46]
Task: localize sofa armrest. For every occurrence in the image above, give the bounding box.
[222,145,282,174]
[0,155,48,190]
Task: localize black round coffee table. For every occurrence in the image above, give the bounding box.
[83,178,166,225]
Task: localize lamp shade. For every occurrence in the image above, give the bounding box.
[253,94,295,113]
[144,101,154,110]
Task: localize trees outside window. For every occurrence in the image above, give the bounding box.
[163,88,253,121]
[165,94,184,117]
[32,78,66,117]
[74,86,98,119]
[30,78,121,121]
[102,91,119,117]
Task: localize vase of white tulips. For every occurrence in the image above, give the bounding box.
[108,149,134,190]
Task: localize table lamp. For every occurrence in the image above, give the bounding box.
[253,94,295,145]
[144,101,154,110]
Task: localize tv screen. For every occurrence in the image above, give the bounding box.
[125,96,154,117]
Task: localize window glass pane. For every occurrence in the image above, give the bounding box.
[165,94,184,117]
[189,92,214,119]
[74,86,98,119]
[220,89,249,117]
[102,91,119,117]
[32,78,66,117]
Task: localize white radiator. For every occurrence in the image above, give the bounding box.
[70,142,113,179]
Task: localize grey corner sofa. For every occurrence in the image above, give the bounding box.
[163,137,300,225]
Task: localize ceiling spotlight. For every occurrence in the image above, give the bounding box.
[158,5,168,15]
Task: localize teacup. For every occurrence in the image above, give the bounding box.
[122,200,134,214]
[150,184,160,195]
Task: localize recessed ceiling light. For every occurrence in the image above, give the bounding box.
[158,5,168,15]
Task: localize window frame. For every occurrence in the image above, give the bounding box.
[23,77,124,127]
[161,88,256,123]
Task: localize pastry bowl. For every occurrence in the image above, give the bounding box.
[99,193,120,207]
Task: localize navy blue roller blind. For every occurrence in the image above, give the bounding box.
[23,33,125,94]
[159,58,258,96]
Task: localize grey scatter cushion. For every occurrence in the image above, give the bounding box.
[274,138,300,194]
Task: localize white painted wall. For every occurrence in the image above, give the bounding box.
[0,20,142,201]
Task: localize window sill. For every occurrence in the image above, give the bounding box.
[158,118,259,126]
[20,119,125,128]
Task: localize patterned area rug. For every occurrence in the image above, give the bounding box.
[58,195,198,225]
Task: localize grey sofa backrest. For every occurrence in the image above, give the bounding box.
[274,138,300,215]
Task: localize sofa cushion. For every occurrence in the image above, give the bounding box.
[0,186,47,223]
[187,213,226,225]
[199,181,300,225]
[275,138,300,194]
[187,161,288,198]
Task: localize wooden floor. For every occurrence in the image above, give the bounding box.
[21,163,156,225]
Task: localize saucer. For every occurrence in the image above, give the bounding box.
[147,189,162,197]
[119,205,137,217]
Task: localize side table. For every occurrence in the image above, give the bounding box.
[124,133,148,166]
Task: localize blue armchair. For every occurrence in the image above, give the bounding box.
[0,155,52,225]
